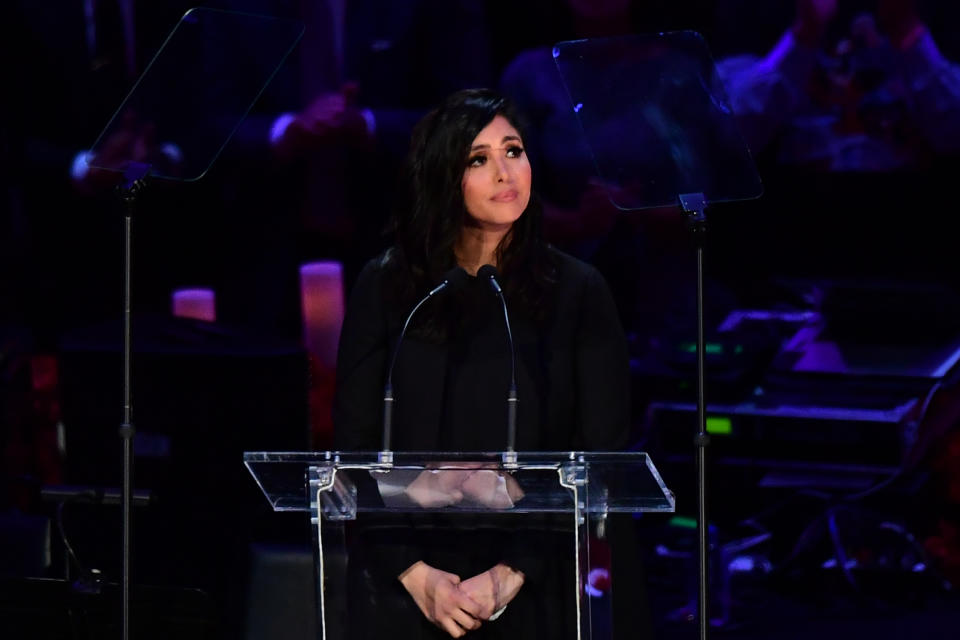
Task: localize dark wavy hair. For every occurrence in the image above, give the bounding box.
[383,88,556,339]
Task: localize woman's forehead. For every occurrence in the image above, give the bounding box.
[470,115,522,148]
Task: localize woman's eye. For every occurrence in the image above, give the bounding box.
[467,155,486,167]
[505,145,525,158]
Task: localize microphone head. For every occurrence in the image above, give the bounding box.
[477,264,502,294]
[442,266,469,292]
[477,264,499,281]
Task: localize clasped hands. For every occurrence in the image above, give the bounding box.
[403,466,525,509]
[399,561,525,638]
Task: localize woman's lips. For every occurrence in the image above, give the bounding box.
[491,189,518,202]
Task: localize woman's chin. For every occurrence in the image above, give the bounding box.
[467,208,526,230]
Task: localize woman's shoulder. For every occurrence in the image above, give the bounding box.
[345,251,396,312]
[349,249,417,325]
[353,249,398,285]
[545,245,605,287]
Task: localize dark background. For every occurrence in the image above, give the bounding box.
[2,1,960,638]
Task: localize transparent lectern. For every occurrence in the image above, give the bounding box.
[245,451,674,639]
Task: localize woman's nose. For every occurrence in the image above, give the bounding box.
[493,154,511,182]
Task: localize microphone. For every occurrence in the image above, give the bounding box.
[380,266,468,463]
[477,265,518,463]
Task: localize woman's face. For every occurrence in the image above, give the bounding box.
[461,115,531,230]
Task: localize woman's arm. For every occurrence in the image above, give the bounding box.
[333,260,390,451]
[333,260,438,597]
[575,266,632,450]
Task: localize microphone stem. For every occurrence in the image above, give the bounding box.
[495,291,516,389]
[382,384,394,452]
[381,277,454,457]
[494,288,518,452]
[507,386,517,452]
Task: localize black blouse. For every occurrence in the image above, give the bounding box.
[333,246,631,453]
[331,247,634,639]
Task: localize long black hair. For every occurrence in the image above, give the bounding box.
[383,88,556,339]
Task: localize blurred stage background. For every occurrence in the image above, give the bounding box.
[2,0,960,638]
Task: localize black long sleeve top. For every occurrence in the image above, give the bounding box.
[332,245,631,584]
[333,246,630,454]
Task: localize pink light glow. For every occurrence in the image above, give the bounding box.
[300,261,345,371]
[172,288,216,322]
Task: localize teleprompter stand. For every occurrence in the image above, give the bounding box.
[552,32,764,640]
[83,9,303,638]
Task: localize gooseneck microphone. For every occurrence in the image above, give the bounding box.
[477,265,518,461]
[380,266,468,463]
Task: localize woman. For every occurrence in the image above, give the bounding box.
[333,89,631,638]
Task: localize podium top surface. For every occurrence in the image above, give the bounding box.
[244,451,675,515]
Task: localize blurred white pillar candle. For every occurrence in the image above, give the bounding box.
[300,261,345,371]
[171,288,216,322]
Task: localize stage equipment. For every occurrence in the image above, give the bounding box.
[58,314,309,607]
[0,576,214,640]
[639,290,960,626]
[82,10,303,638]
[646,291,960,477]
[245,451,674,640]
[553,32,763,640]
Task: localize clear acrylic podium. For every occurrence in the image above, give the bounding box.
[245,451,674,639]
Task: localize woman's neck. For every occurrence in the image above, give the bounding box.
[455,224,511,276]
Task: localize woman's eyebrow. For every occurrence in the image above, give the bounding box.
[470,136,522,151]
